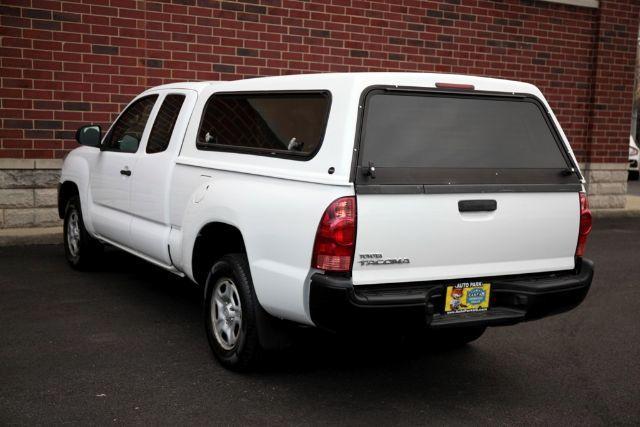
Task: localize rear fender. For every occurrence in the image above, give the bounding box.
[179,179,242,283]
[178,174,353,325]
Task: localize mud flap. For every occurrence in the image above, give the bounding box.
[255,306,293,351]
[424,285,444,327]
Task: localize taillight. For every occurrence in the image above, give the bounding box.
[575,192,592,257]
[312,197,357,272]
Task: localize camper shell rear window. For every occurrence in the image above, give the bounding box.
[355,87,581,191]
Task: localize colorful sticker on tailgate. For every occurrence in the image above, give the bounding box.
[444,282,491,314]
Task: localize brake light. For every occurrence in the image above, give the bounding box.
[312,197,357,272]
[575,192,592,257]
[435,82,475,90]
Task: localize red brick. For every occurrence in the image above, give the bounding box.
[0,0,637,160]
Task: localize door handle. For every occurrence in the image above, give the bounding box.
[120,169,132,176]
[458,199,497,212]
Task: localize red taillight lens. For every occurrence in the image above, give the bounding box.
[312,197,357,272]
[575,192,592,257]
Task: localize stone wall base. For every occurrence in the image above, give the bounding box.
[0,159,631,228]
[580,162,628,210]
[0,159,62,229]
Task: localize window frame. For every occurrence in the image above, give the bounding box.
[195,90,332,161]
[101,94,159,154]
[351,85,583,191]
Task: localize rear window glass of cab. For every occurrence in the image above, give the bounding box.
[196,91,331,159]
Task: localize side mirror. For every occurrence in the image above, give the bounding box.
[75,125,101,147]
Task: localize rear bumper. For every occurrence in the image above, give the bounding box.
[309,258,594,331]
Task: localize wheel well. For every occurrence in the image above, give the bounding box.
[192,222,246,286]
[58,181,79,218]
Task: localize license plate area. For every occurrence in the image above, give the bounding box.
[444,281,491,314]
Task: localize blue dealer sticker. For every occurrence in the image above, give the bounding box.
[466,288,486,305]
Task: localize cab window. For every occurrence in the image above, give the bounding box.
[146,94,186,154]
[103,95,158,153]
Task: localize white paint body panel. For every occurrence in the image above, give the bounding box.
[630,135,639,173]
[59,73,585,326]
[89,151,137,245]
[128,89,198,263]
[170,166,351,323]
[352,193,579,285]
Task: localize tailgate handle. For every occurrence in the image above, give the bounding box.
[458,199,497,212]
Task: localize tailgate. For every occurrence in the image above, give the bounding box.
[352,192,579,285]
[351,87,583,286]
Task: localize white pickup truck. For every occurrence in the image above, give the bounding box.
[59,73,594,370]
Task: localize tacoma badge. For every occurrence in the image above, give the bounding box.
[358,253,410,266]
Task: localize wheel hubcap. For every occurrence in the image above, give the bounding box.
[67,210,80,257]
[211,277,242,350]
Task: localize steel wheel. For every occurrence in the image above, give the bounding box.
[66,209,81,257]
[211,277,243,350]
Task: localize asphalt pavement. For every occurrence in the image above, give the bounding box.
[1,218,639,425]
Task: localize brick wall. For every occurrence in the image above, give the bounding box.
[0,0,638,222]
[587,0,637,165]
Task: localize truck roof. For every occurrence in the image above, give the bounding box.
[148,72,542,98]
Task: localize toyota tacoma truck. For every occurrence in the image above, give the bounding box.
[59,73,594,370]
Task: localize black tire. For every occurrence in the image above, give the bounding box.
[204,254,264,371]
[426,326,486,349]
[63,195,102,270]
[629,170,639,181]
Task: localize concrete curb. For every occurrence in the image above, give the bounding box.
[592,209,640,219]
[0,227,62,246]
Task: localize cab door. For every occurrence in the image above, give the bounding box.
[89,94,159,246]
[128,89,197,264]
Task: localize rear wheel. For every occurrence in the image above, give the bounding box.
[204,254,264,371]
[426,326,486,348]
[63,196,102,269]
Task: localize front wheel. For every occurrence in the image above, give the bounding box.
[63,196,102,270]
[204,254,264,371]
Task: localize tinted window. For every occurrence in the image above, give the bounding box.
[146,94,186,154]
[197,92,330,158]
[103,95,158,153]
[358,91,575,185]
